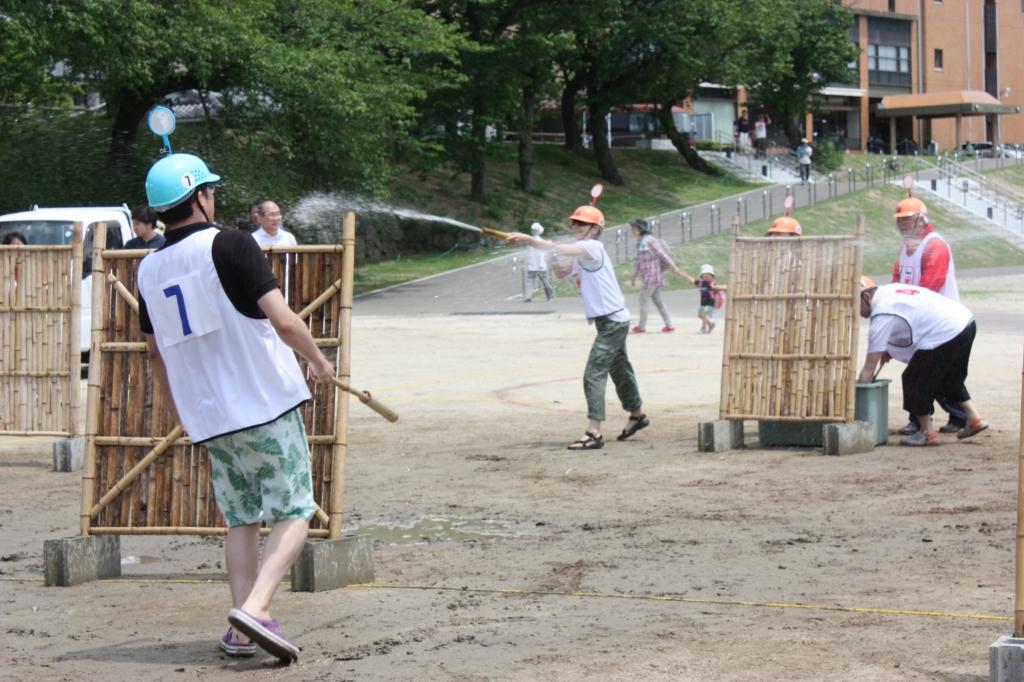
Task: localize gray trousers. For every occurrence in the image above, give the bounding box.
[637,285,671,328]
[524,270,553,301]
[584,317,642,422]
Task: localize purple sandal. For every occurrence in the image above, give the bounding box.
[227,608,299,663]
[219,627,256,657]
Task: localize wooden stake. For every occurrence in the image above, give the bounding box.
[329,213,356,539]
[81,222,107,535]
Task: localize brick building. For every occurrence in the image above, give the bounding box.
[810,0,1024,152]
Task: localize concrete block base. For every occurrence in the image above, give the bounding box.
[698,420,744,452]
[758,420,823,447]
[52,436,86,472]
[822,421,875,456]
[990,634,1024,682]
[291,534,374,593]
[43,535,121,586]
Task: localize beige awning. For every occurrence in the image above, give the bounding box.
[877,90,1020,118]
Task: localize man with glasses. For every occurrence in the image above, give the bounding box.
[137,153,334,663]
[505,205,647,450]
[252,199,298,248]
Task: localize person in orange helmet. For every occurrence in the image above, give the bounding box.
[890,196,966,436]
[505,205,647,450]
[766,216,801,237]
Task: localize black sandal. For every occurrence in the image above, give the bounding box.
[568,431,604,450]
[617,414,650,441]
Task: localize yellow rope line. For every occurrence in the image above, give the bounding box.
[1,576,1009,622]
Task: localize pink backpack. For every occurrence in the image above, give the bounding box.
[712,289,725,309]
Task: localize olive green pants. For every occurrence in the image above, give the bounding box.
[584,316,642,422]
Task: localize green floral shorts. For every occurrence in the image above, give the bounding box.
[206,409,316,528]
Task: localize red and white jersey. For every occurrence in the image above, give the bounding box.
[867,283,973,363]
[892,228,959,301]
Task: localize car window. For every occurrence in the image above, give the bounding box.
[0,220,74,245]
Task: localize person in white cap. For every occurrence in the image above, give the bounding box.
[695,263,726,333]
[523,222,553,302]
[857,281,988,446]
[796,138,813,184]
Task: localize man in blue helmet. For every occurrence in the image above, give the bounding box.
[136,153,334,663]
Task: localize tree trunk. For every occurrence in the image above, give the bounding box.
[590,105,623,186]
[560,76,584,154]
[108,92,151,166]
[656,103,721,176]
[470,100,488,201]
[518,83,536,192]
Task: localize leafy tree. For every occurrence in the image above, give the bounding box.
[743,0,859,145]
[0,0,463,194]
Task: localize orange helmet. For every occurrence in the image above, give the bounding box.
[766,216,802,236]
[569,205,605,228]
[894,197,927,219]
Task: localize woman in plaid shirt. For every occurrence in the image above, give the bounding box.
[630,219,695,333]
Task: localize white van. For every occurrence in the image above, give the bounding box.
[0,206,135,354]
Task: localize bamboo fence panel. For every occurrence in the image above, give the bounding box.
[0,226,84,435]
[718,227,864,423]
[80,215,355,537]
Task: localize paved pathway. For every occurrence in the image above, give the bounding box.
[355,155,1024,317]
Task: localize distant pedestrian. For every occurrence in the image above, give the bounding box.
[2,231,27,245]
[796,138,813,184]
[734,111,751,154]
[695,264,726,333]
[523,222,553,302]
[504,205,648,450]
[252,200,298,248]
[753,112,771,159]
[629,218,694,333]
[124,206,166,250]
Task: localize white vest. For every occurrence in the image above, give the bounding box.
[137,228,311,442]
[869,284,973,363]
[896,231,959,301]
[526,245,548,271]
[573,240,628,321]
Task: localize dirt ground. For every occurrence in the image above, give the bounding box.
[1,271,1023,681]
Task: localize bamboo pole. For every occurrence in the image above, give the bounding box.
[105,271,139,314]
[89,424,186,519]
[1016,344,1024,636]
[847,216,866,422]
[80,222,108,536]
[719,218,741,420]
[297,278,343,321]
[83,527,333,538]
[329,213,356,539]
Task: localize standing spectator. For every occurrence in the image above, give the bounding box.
[138,153,334,662]
[2,231,27,245]
[796,138,813,184]
[124,206,166,250]
[629,218,694,333]
[753,112,771,159]
[523,222,553,302]
[734,110,751,154]
[695,264,726,333]
[890,197,966,436]
[857,282,988,446]
[252,200,298,248]
[236,199,265,232]
[504,205,648,450]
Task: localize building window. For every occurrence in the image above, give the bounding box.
[889,0,896,11]
[868,44,910,73]
[934,48,943,70]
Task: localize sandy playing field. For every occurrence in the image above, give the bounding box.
[1,271,1022,681]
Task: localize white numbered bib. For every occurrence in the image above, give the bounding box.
[150,271,223,346]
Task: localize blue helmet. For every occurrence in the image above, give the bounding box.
[145,153,221,210]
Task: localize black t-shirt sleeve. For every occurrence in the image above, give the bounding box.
[212,230,280,318]
[139,295,153,334]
